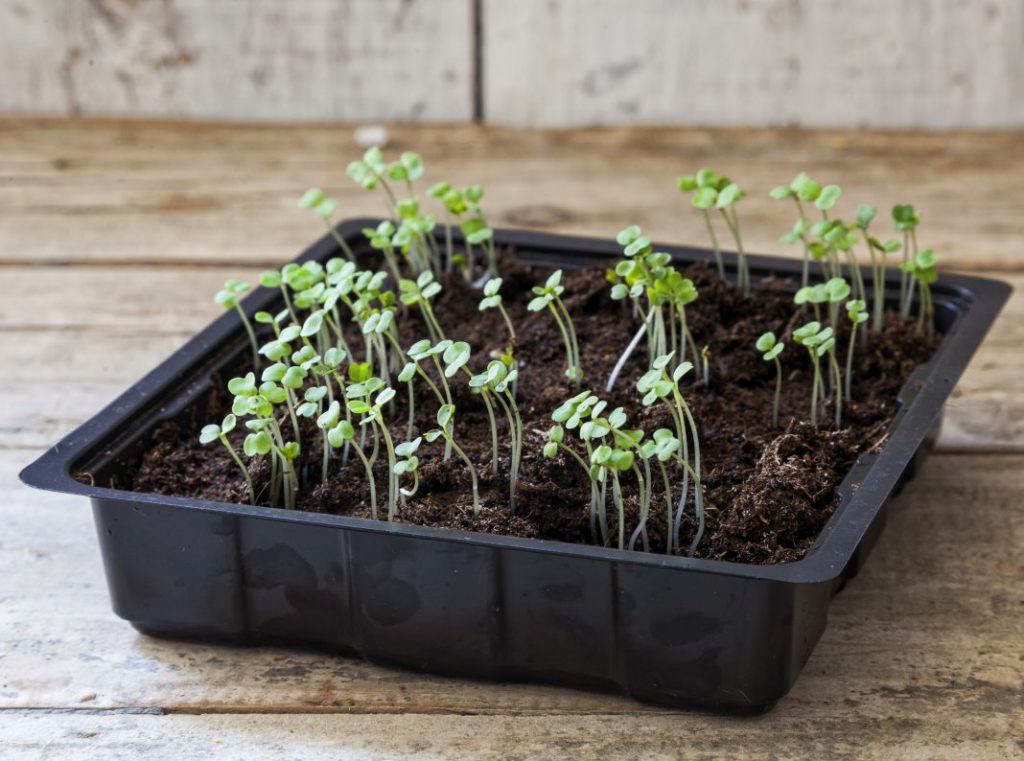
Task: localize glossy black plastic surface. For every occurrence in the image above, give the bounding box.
[20,220,1010,712]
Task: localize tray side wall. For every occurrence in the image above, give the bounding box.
[93,496,831,711]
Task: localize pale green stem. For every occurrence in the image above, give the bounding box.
[234,304,260,371]
[219,436,254,504]
[701,209,725,280]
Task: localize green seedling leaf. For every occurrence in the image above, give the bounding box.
[815,184,841,211]
[198,424,221,445]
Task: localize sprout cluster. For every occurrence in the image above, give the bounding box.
[605,225,702,392]
[544,352,705,555]
[201,148,942,561]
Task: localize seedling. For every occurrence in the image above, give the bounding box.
[589,410,645,551]
[470,360,523,510]
[199,414,254,504]
[347,381,402,520]
[400,271,447,343]
[298,188,355,262]
[793,322,825,427]
[771,172,823,286]
[892,203,921,313]
[228,372,300,508]
[424,404,481,517]
[678,171,723,279]
[636,353,706,555]
[823,276,851,328]
[679,170,750,294]
[478,277,517,345]
[606,226,700,391]
[394,437,422,504]
[845,300,868,398]
[427,181,457,271]
[545,391,613,545]
[214,279,260,369]
[854,205,901,333]
[362,220,402,283]
[900,248,938,336]
[638,429,681,556]
[794,283,828,322]
[322,407,378,518]
[459,184,498,279]
[349,147,441,274]
[793,322,842,427]
[528,270,582,384]
[756,332,785,428]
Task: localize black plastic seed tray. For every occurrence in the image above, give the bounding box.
[20,220,1010,712]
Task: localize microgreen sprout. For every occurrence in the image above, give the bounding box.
[638,429,681,556]
[348,147,442,275]
[528,270,582,384]
[679,169,750,294]
[478,276,517,345]
[607,226,700,391]
[823,276,851,328]
[845,300,868,398]
[215,279,260,369]
[323,409,378,518]
[793,322,842,427]
[424,404,481,517]
[771,172,822,286]
[470,360,523,510]
[794,283,827,322]
[459,184,498,279]
[756,332,785,428]
[347,381,402,520]
[545,391,612,545]
[892,203,921,313]
[394,437,422,504]
[298,188,355,262]
[793,322,825,427]
[362,220,402,284]
[900,248,938,336]
[590,423,640,551]
[229,371,301,508]
[400,271,447,343]
[199,414,254,504]
[637,353,706,555]
[859,227,902,332]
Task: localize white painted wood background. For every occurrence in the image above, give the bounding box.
[2,0,1023,128]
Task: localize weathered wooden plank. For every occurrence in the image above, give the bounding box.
[0,0,473,122]
[0,265,1018,452]
[1,120,1022,270]
[483,0,1024,129]
[3,448,1021,743]
[0,710,1020,761]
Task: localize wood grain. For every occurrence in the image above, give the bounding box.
[0,711,1020,761]
[2,120,1022,271]
[0,0,473,122]
[484,0,1024,129]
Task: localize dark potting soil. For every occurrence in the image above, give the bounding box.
[116,254,938,564]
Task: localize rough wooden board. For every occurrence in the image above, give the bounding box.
[2,449,1021,755]
[0,265,1018,452]
[0,712,1020,761]
[0,0,473,122]
[2,120,1023,270]
[483,0,1024,130]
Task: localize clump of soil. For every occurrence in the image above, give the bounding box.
[116,253,937,564]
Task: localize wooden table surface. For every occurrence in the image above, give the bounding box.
[1,119,1021,760]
